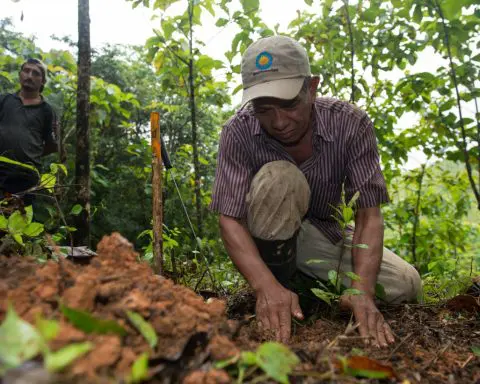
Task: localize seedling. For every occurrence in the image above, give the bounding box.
[216,342,300,384]
[309,188,386,304]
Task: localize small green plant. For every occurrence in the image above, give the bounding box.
[0,160,76,259]
[0,304,93,375]
[309,188,386,304]
[0,205,45,247]
[216,342,300,384]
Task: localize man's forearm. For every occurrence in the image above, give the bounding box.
[351,208,384,297]
[219,214,277,292]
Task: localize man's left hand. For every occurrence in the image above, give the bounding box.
[340,294,395,348]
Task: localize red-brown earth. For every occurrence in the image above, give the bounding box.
[0,233,478,383]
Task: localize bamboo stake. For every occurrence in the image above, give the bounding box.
[150,112,163,275]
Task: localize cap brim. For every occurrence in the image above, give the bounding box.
[240,77,304,108]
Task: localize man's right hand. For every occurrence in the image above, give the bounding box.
[255,282,304,343]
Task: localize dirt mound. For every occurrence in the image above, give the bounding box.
[0,233,235,383]
[1,234,479,384]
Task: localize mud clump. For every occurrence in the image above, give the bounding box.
[0,233,235,383]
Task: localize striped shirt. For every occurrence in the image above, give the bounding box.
[209,97,389,244]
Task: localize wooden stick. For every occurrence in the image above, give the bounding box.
[150,112,163,275]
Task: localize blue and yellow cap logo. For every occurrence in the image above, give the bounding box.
[255,51,273,71]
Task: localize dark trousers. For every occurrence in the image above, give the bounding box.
[0,163,39,204]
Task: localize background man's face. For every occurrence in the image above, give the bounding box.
[19,63,45,92]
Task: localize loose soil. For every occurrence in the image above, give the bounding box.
[0,233,478,383]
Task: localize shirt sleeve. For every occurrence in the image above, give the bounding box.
[344,114,389,208]
[43,105,57,145]
[209,121,253,218]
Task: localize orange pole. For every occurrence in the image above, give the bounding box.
[150,112,163,274]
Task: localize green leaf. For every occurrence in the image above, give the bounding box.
[215,18,229,27]
[40,173,56,192]
[25,205,33,224]
[35,314,60,342]
[126,311,158,348]
[256,342,300,384]
[328,270,339,289]
[442,0,471,20]
[44,342,93,372]
[343,288,363,296]
[472,346,480,356]
[0,304,43,373]
[375,283,387,300]
[345,272,362,282]
[240,0,259,13]
[413,4,423,24]
[353,243,369,249]
[304,0,313,5]
[0,156,39,175]
[0,215,7,231]
[61,304,127,336]
[214,354,240,369]
[347,191,360,208]
[23,222,44,237]
[12,234,24,245]
[342,206,354,223]
[362,8,377,22]
[129,352,149,383]
[240,351,257,365]
[7,211,28,235]
[311,288,335,305]
[70,204,83,216]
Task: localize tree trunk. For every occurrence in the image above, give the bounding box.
[74,0,91,246]
[188,0,203,238]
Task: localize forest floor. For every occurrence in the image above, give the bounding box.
[0,233,478,384]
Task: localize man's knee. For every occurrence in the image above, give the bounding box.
[381,252,422,304]
[246,160,310,240]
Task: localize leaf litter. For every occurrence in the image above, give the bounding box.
[0,233,479,383]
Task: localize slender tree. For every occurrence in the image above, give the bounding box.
[187,0,203,238]
[74,0,91,245]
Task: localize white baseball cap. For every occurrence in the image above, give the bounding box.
[240,35,311,108]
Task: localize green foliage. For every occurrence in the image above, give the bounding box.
[128,352,150,383]
[44,342,93,372]
[217,342,299,384]
[0,304,44,374]
[60,304,127,336]
[126,311,158,348]
[0,206,44,246]
[0,305,91,374]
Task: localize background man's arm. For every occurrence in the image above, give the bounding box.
[42,108,58,156]
[219,214,303,342]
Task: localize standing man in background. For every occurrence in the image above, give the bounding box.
[210,35,421,348]
[0,58,58,203]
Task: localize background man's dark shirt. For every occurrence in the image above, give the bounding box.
[0,93,56,167]
[0,93,56,195]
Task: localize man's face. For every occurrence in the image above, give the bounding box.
[19,63,45,92]
[252,77,319,146]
